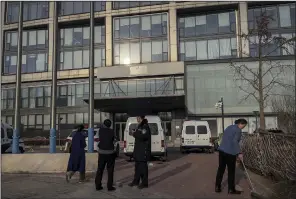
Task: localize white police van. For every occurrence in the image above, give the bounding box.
[123,116,168,161]
[1,122,25,153]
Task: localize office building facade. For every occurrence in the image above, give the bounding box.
[1,1,295,142]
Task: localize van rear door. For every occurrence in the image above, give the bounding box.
[196,124,210,146]
[183,123,197,146]
[149,123,162,152]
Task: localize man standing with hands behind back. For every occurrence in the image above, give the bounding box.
[95,119,116,192]
[128,116,151,189]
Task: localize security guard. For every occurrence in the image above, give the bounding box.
[95,119,116,191]
[128,116,151,189]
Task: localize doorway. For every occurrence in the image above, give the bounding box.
[115,122,126,141]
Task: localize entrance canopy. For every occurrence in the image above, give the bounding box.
[84,95,185,115]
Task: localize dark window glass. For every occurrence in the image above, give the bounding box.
[207,14,219,34]
[197,126,207,134]
[113,1,167,10]
[59,1,106,16]
[185,126,195,134]
[1,128,4,138]
[6,128,13,139]
[6,2,49,24]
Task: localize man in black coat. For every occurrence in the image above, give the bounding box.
[95,119,116,191]
[128,116,151,189]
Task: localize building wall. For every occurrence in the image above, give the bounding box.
[1,2,295,139]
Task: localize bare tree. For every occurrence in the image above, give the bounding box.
[230,11,295,130]
[271,95,295,134]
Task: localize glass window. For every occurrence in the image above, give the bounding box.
[75,113,84,124]
[64,29,73,46]
[120,18,130,38]
[37,30,46,45]
[130,42,140,63]
[196,41,207,60]
[36,53,46,72]
[142,41,151,62]
[219,38,231,58]
[64,52,73,69]
[151,15,162,36]
[83,50,89,68]
[11,32,18,47]
[120,43,130,64]
[83,27,90,45]
[94,26,102,43]
[23,31,28,47]
[73,28,83,46]
[197,126,207,134]
[279,5,291,27]
[208,40,219,59]
[151,41,163,62]
[148,123,159,135]
[218,12,230,32]
[29,31,37,46]
[28,115,35,125]
[185,41,196,61]
[184,17,196,37]
[130,17,140,38]
[196,16,207,35]
[185,126,195,134]
[207,14,219,34]
[141,16,151,37]
[73,50,82,68]
[67,114,75,124]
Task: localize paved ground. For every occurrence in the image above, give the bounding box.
[2,149,252,199]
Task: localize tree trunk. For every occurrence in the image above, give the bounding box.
[258,37,266,130]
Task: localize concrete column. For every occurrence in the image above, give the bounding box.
[105,15,112,67]
[238,2,249,57]
[105,2,113,67]
[0,2,5,80]
[169,2,178,62]
[47,2,55,72]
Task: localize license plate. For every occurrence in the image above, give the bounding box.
[186,141,194,144]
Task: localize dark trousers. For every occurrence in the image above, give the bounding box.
[95,153,115,188]
[215,150,237,190]
[132,161,148,186]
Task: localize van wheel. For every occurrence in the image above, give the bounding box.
[180,147,185,154]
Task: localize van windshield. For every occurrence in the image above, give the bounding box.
[185,126,195,134]
[129,123,159,135]
[197,126,207,134]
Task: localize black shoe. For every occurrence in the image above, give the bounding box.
[96,186,103,191]
[215,186,222,193]
[228,189,242,194]
[108,187,116,191]
[128,182,138,187]
[138,184,148,189]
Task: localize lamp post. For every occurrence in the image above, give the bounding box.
[215,97,225,134]
[58,117,63,150]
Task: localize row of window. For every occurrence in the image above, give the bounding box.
[6,2,49,24]
[114,13,167,39]
[112,1,168,10]
[2,112,101,133]
[3,53,48,75]
[58,1,106,16]
[248,4,295,30]
[60,26,105,47]
[59,48,105,70]
[5,2,169,24]
[178,11,236,37]
[5,30,48,52]
[179,37,237,61]
[114,40,168,65]
[1,77,184,109]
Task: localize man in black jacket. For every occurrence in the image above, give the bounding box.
[95,119,116,191]
[128,116,151,189]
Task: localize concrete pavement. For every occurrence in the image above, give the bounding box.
[2,150,253,199]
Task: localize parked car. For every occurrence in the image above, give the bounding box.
[64,125,120,157]
[1,122,25,153]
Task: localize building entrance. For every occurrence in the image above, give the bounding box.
[115,122,126,141]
